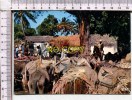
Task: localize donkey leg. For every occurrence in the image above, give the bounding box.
[37,77,45,94]
[37,82,44,94]
[22,75,28,92]
[28,80,36,94]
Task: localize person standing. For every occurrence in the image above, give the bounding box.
[24,45,29,56]
[18,44,22,51]
[29,41,34,56]
[15,45,19,58]
[37,45,41,56]
[97,39,104,61]
[60,47,67,60]
[21,43,25,56]
[93,42,100,60]
[93,40,104,61]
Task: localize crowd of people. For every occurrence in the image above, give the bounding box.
[14,41,41,58]
[14,39,105,63]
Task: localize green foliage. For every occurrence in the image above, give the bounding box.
[14,11,42,38]
[37,15,58,36]
[14,24,23,39]
[89,11,130,36]
[37,15,78,36]
[15,31,24,40]
[89,11,130,53]
[57,17,78,35]
[14,11,41,28]
[67,11,130,53]
[14,11,130,54]
[14,23,22,34]
[25,28,36,36]
[14,23,36,39]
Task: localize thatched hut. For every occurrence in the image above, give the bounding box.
[50,35,80,48]
[50,34,117,54]
[89,34,117,54]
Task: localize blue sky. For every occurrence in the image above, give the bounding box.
[29,11,76,29]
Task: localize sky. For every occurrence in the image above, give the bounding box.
[29,11,76,29]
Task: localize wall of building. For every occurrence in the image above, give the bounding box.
[34,43,45,52]
[90,46,117,55]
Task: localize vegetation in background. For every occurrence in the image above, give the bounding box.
[14,11,42,38]
[57,17,78,35]
[14,23,36,39]
[67,11,130,55]
[37,15,58,36]
[14,11,130,56]
[37,15,78,36]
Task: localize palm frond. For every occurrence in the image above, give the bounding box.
[24,11,37,23]
[22,15,30,28]
[14,12,21,24]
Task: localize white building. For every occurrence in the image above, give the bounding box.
[25,36,53,53]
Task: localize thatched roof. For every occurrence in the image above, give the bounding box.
[25,36,53,43]
[50,35,80,47]
[50,34,117,47]
[25,34,116,47]
[89,34,117,46]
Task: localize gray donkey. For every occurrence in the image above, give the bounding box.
[21,59,55,94]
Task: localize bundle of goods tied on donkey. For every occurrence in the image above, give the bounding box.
[52,56,131,94]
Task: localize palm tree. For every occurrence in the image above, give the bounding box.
[14,11,37,38]
[57,17,78,36]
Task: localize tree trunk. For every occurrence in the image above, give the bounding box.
[79,18,90,56]
[83,23,90,56]
[79,18,85,46]
[20,16,25,40]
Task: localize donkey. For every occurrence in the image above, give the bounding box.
[21,59,55,94]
